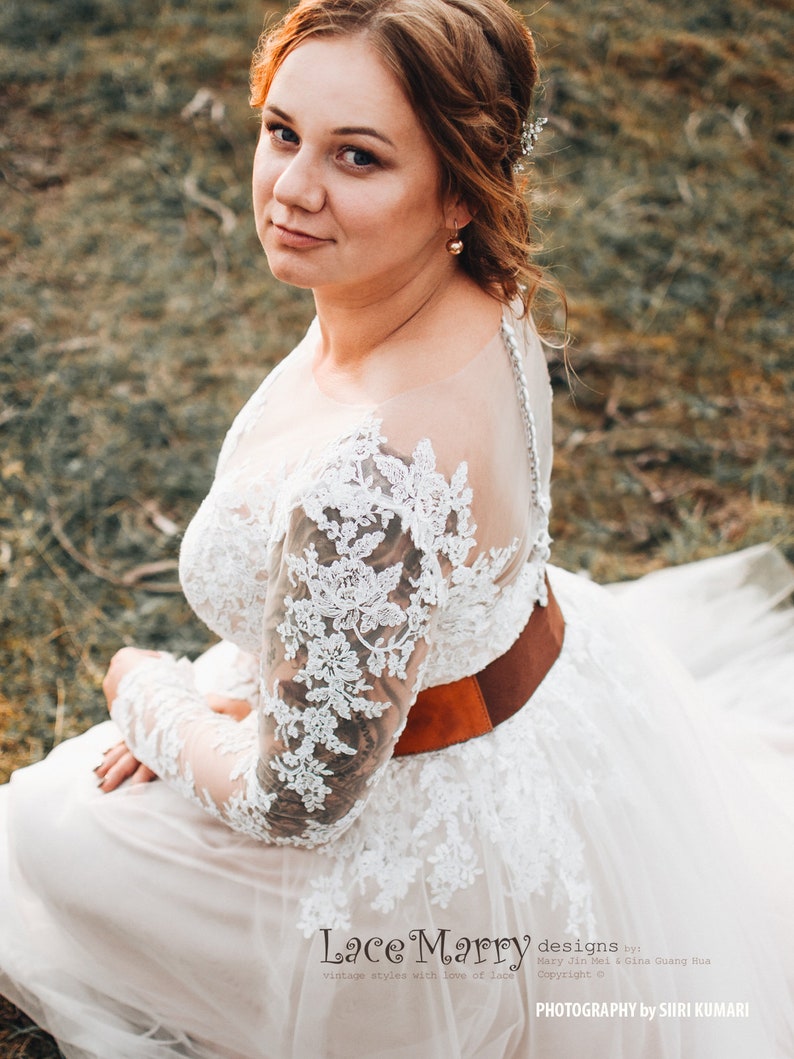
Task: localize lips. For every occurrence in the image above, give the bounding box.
[272,223,329,249]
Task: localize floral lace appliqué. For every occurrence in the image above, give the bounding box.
[255,423,477,837]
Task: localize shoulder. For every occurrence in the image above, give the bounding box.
[276,420,477,567]
[216,320,319,474]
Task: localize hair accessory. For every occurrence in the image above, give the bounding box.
[445,222,464,256]
[519,116,547,156]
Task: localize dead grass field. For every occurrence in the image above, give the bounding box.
[1,0,791,1050]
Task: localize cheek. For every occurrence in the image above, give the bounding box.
[252,150,277,217]
[349,176,441,235]
[390,166,445,229]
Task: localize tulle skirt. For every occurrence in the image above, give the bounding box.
[1,547,793,1058]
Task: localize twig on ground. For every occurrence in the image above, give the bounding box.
[47,504,181,593]
[182,174,237,235]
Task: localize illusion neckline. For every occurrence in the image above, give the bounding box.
[305,312,509,410]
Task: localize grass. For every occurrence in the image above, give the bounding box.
[0,997,61,1059]
[1,0,792,1050]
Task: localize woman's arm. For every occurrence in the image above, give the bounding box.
[106,431,474,845]
[97,646,253,791]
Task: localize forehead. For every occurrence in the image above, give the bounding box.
[266,35,415,132]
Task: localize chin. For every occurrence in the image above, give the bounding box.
[264,252,320,290]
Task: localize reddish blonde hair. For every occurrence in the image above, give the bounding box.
[251,0,547,316]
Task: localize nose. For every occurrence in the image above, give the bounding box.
[273,148,325,213]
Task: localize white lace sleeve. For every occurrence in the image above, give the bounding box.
[110,426,476,847]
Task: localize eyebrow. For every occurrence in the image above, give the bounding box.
[265,105,395,148]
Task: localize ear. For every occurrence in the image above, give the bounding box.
[443,196,476,230]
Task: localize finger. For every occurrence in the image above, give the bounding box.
[111,647,161,666]
[130,764,157,785]
[207,695,252,721]
[98,752,140,792]
[94,742,129,777]
[209,700,235,715]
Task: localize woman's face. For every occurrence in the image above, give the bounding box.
[253,35,454,299]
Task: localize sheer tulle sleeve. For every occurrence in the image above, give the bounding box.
[109,424,476,846]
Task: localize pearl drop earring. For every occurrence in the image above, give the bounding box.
[445,221,464,256]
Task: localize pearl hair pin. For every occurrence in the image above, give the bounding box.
[520,116,547,156]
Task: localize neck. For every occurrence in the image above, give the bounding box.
[306,259,503,406]
[311,257,463,369]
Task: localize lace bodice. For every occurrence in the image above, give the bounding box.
[111,310,553,847]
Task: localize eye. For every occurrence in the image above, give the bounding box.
[339,146,377,169]
[266,122,299,146]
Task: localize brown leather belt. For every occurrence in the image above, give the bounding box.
[393,579,564,757]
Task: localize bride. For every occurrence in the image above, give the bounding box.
[2,0,793,1055]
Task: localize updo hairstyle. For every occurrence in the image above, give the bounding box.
[251,0,545,315]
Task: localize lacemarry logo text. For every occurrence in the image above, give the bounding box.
[319,928,532,971]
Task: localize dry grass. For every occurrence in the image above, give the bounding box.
[0,998,61,1058]
[1,0,792,1046]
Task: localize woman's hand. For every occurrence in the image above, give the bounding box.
[98,647,162,792]
[95,740,157,792]
[206,694,253,721]
[102,646,161,711]
[97,650,252,796]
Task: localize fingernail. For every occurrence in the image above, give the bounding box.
[97,777,106,788]
[93,764,103,774]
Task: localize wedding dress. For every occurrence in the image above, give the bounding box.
[1,311,792,1058]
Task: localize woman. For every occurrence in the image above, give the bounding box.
[1,0,792,1055]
